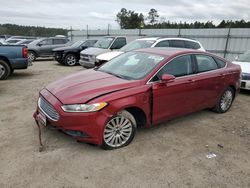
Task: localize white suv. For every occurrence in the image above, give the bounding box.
[96,37,205,66]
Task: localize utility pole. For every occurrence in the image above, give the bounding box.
[70,26,73,41]
[86,25,89,39]
[107,24,110,36]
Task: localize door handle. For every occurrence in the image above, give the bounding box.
[186,79,195,84]
[219,73,226,78]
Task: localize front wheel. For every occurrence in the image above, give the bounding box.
[64,54,77,66]
[213,87,235,113]
[0,60,11,80]
[101,110,136,150]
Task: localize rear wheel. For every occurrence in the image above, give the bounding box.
[213,87,235,113]
[0,60,11,80]
[28,51,36,62]
[101,110,136,150]
[64,54,77,66]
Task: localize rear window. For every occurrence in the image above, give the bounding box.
[53,39,68,44]
[196,55,218,72]
[169,40,185,48]
[184,41,200,49]
[214,57,226,68]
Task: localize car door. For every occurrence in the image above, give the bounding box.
[38,39,53,55]
[150,54,198,124]
[193,54,226,109]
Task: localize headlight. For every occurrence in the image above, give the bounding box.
[89,55,96,62]
[61,102,108,112]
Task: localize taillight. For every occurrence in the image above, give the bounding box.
[23,47,28,58]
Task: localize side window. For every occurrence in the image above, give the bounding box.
[196,55,218,72]
[213,57,226,68]
[111,38,127,49]
[152,55,193,81]
[154,40,170,47]
[40,39,53,45]
[169,40,185,48]
[53,39,66,45]
[184,41,200,49]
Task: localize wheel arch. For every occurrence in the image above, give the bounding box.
[228,85,236,99]
[64,52,79,59]
[0,56,12,69]
[28,50,38,57]
[119,106,148,128]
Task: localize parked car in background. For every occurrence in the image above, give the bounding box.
[27,37,70,62]
[34,48,240,149]
[96,37,205,66]
[233,51,250,90]
[52,39,97,66]
[0,45,29,79]
[3,36,37,45]
[79,36,127,68]
[15,39,35,46]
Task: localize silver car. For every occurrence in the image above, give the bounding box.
[27,37,70,61]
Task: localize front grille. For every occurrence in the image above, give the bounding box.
[241,73,250,80]
[80,54,90,62]
[38,97,60,121]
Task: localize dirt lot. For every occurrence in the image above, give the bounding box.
[0,60,249,188]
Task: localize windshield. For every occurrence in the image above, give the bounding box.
[71,40,85,48]
[120,40,156,52]
[94,37,114,49]
[237,51,250,62]
[98,51,165,80]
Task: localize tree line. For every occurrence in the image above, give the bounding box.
[0,24,68,37]
[116,8,250,29]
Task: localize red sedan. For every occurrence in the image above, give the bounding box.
[34,48,241,149]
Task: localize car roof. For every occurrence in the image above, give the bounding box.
[157,37,200,43]
[134,47,204,57]
[137,37,160,41]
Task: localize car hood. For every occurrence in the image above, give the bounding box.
[80,47,110,56]
[232,61,250,73]
[53,46,78,52]
[97,51,124,61]
[46,69,140,104]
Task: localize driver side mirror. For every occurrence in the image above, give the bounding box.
[80,46,87,50]
[161,74,175,83]
[37,43,42,46]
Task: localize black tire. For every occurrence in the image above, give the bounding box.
[0,59,11,80]
[101,110,136,150]
[57,60,65,65]
[10,68,14,75]
[213,87,235,113]
[64,54,77,66]
[28,51,36,62]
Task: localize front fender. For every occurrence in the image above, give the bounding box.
[91,85,152,126]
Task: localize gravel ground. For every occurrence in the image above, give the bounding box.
[0,60,250,188]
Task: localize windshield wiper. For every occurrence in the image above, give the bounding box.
[100,70,131,80]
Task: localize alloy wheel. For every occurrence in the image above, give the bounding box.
[220,90,233,111]
[28,52,35,62]
[103,116,133,148]
[66,55,76,66]
[0,64,5,78]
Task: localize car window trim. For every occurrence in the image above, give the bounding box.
[147,53,228,84]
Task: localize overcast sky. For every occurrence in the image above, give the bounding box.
[0,0,249,29]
